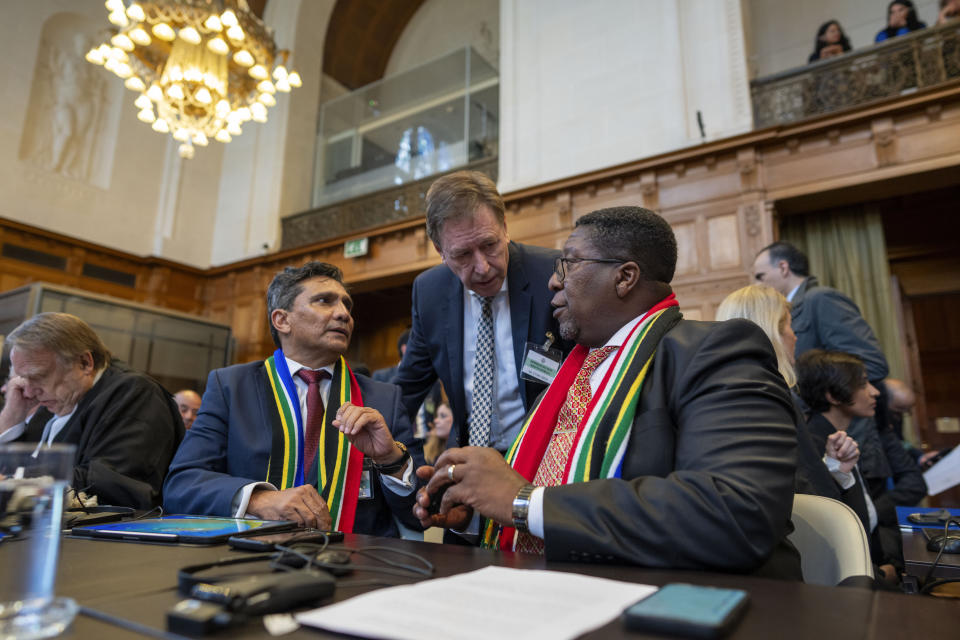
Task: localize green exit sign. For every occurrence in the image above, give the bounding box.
[344,238,369,258]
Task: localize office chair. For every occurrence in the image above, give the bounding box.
[788,494,874,586]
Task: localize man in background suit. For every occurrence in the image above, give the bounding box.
[394,170,565,453]
[751,242,888,384]
[414,207,800,578]
[164,262,423,537]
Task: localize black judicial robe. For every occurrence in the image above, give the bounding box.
[22,364,184,509]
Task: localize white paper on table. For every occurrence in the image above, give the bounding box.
[923,445,960,496]
[295,565,657,640]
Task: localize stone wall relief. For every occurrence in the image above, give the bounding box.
[18,13,121,189]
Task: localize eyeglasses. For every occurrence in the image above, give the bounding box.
[553,257,625,283]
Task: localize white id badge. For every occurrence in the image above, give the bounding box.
[358,468,374,500]
[521,342,563,384]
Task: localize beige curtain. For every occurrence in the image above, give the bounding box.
[780,204,903,379]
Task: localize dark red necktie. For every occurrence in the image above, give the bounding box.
[296,369,330,468]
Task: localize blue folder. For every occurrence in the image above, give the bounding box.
[896,505,960,530]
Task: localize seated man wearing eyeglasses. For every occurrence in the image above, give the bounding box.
[415,206,803,578]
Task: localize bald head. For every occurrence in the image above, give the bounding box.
[884,379,916,413]
[174,389,202,429]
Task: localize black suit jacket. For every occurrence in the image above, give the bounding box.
[541,319,801,578]
[394,241,567,447]
[163,361,424,537]
[22,364,183,509]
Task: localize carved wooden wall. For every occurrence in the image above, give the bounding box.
[0,219,205,314]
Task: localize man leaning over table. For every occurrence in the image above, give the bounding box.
[164,262,424,537]
[415,206,802,578]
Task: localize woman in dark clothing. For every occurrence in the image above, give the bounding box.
[875,1,927,42]
[797,349,908,585]
[809,20,853,63]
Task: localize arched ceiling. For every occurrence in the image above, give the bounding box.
[322,0,426,91]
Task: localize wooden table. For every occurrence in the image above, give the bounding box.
[33,534,960,638]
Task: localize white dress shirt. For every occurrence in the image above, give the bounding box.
[824,455,878,532]
[527,312,644,539]
[232,356,413,516]
[462,280,526,451]
[786,282,802,303]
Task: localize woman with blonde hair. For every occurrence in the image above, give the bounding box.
[716,284,797,387]
[717,284,851,500]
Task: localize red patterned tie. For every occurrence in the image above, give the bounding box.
[296,369,330,468]
[515,346,618,554]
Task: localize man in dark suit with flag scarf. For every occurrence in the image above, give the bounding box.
[164,262,424,537]
[414,207,802,578]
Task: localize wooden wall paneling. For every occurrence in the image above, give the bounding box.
[891,105,960,165]
[706,213,742,271]
[506,198,568,242]
[657,156,741,210]
[889,254,960,297]
[763,129,877,199]
[640,171,659,212]
[673,275,753,323]
[870,117,898,168]
[671,220,699,278]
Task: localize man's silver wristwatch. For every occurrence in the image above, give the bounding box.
[512,483,536,533]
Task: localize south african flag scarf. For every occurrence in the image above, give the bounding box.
[263,350,364,532]
[482,294,681,551]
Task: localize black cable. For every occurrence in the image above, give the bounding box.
[269,541,434,579]
[132,505,164,521]
[80,605,196,640]
[336,578,401,588]
[351,545,435,577]
[920,517,960,595]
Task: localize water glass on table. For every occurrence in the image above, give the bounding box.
[0,443,77,639]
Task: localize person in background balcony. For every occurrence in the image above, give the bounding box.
[875,1,926,42]
[808,20,853,62]
[937,0,960,24]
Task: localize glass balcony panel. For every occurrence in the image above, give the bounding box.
[313,46,499,209]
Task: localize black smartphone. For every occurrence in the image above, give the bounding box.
[227,528,343,551]
[622,583,749,639]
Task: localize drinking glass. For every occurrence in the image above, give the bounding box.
[0,443,78,639]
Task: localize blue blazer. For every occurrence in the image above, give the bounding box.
[163,361,424,537]
[394,241,566,447]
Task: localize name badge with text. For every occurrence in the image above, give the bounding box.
[521,341,563,384]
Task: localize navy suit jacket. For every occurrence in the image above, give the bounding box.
[394,241,566,447]
[163,361,424,537]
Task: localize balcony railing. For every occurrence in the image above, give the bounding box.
[751,22,960,129]
[281,157,496,251]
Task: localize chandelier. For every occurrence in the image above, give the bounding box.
[85,0,301,158]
